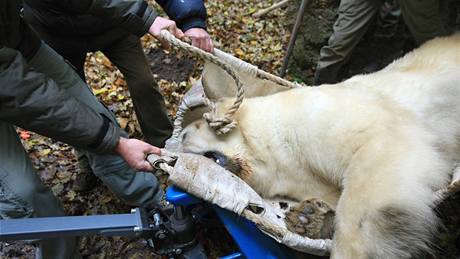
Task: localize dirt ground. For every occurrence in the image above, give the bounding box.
[2,0,460,258]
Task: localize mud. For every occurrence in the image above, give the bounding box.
[147,49,197,83]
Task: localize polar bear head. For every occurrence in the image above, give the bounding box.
[180,97,342,204]
[181,99,256,185]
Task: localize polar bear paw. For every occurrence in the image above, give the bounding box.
[285,198,335,239]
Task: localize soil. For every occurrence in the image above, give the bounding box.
[286,0,340,83]
[147,49,197,83]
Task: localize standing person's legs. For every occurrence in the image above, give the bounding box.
[0,121,80,259]
[103,35,173,147]
[399,0,450,44]
[28,29,97,191]
[314,0,383,85]
[55,51,97,192]
[28,42,163,208]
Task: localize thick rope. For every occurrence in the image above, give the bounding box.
[165,82,207,152]
[170,100,190,140]
[146,151,176,173]
[212,48,301,89]
[160,30,244,134]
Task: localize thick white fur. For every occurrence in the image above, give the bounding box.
[181,35,460,258]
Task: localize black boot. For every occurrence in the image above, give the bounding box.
[73,151,99,192]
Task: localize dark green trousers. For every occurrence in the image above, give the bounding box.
[314,0,383,85]
[29,25,172,147]
[0,121,80,259]
[314,0,451,85]
[103,35,173,146]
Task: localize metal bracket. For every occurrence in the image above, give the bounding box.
[0,208,150,241]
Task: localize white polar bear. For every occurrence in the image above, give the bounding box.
[181,34,460,258]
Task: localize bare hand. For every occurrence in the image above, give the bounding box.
[115,137,161,171]
[184,28,214,52]
[149,16,184,49]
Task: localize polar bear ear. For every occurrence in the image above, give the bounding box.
[202,60,288,101]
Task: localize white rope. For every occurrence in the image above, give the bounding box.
[160,30,244,135]
[212,49,302,89]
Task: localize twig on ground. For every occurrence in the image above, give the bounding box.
[252,0,291,18]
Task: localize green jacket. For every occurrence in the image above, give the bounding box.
[23,0,160,38]
[23,0,207,37]
[0,0,160,153]
[0,46,121,153]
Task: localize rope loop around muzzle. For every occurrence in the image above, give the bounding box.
[160,30,244,135]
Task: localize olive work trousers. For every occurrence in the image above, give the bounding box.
[0,43,163,259]
[31,28,173,147]
[314,0,451,85]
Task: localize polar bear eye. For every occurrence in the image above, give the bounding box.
[203,151,227,167]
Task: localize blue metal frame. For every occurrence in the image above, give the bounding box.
[166,186,300,259]
[0,208,147,241]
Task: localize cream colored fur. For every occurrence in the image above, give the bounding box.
[181,35,460,258]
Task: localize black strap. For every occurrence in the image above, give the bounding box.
[88,114,110,149]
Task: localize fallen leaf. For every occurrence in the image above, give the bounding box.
[39,148,51,156]
[65,190,77,201]
[93,88,108,96]
[118,117,128,129]
[19,130,31,140]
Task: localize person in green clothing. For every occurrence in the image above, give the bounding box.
[1,0,188,258]
[314,0,452,85]
[23,0,214,191]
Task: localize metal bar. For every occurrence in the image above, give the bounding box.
[279,0,309,77]
[0,208,148,241]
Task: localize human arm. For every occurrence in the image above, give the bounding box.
[157,0,213,52]
[0,47,160,170]
[24,0,158,37]
[0,47,121,153]
[24,0,212,51]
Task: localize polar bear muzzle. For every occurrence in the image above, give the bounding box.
[202,151,252,181]
[203,151,228,167]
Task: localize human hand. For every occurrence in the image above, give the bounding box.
[184,28,214,52]
[115,137,161,171]
[149,16,185,49]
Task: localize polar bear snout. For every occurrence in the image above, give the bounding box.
[203,151,228,167]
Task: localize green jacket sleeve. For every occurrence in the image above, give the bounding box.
[0,47,121,153]
[86,0,157,36]
[25,0,157,37]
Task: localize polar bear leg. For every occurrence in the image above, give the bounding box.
[330,135,447,259]
[332,194,437,259]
